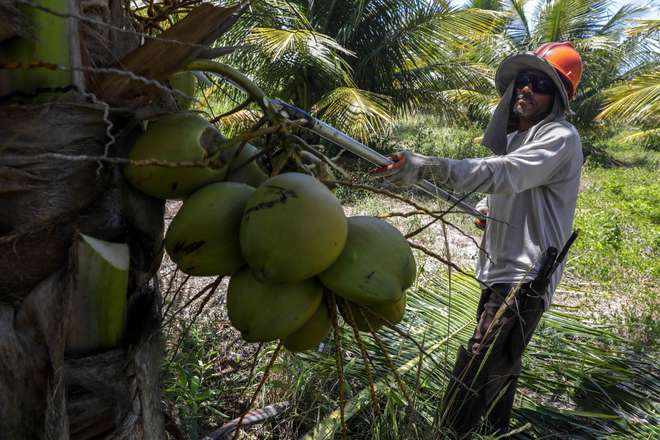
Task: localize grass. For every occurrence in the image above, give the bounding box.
[570,137,659,347]
[374,113,490,160]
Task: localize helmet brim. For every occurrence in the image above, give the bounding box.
[495,52,571,111]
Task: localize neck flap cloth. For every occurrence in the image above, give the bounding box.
[482,82,565,155]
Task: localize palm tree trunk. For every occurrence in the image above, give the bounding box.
[1,1,242,436]
[0,1,166,438]
[0,89,167,440]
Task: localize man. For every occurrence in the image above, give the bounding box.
[378,42,584,437]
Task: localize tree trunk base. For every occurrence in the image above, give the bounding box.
[0,98,166,439]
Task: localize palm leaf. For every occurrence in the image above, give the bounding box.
[596,69,660,126]
[439,89,500,122]
[301,328,468,440]
[626,19,660,40]
[598,4,650,36]
[469,0,504,11]
[616,128,660,147]
[313,87,394,142]
[506,0,533,43]
[214,109,261,136]
[246,27,354,82]
[288,269,658,438]
[535,0,610,42]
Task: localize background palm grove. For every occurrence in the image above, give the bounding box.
[0,0,658,439]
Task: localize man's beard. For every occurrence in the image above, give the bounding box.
[512,93,532,117]
[511,93,553,122]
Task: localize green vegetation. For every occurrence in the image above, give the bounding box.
[597,70,660,146]
[209,0,659,141]
[572,138,659,346]
[165,322,229,438]
[375,114,489,159]
[158,0,660,438]
[163,271,659,438]
[575,159,658,288]
[216,0,500,140]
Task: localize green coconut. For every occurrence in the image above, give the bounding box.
[339,293,407,333]
[319,216,416,305]
[168,71,196,110]
[227,269,323,343]
[164,182,254,276]
[240,172,348,282]
[283,298,332,352]
[219,142,269,187]
[124,113,227,199]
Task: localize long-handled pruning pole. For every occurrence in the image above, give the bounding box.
[186,61,484,219]
[270,99,485,220]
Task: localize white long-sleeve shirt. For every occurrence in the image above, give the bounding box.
[430,118,583,306]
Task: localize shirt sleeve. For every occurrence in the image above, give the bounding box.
[475,196,489,212]
[431,127,579,194]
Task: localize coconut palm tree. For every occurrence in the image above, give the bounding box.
[0,1,243,438]
[596,68,659,146]
[595,19,660,146]
[450,0,659,131]
[213,0,503,141]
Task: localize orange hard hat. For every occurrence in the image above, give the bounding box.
[534,42,583,98]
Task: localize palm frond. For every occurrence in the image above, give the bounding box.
[289,270,659,438]
[623,19,660,68]
[214,109,262,136]
[440,89,500,122]
[313,87,394,143]
[596,69,660,126]
[344,2,503,104]
[244,0,313,29]
[615,128,660,148]
[463,32,518,67]
[598,4,650,36]
[625,18,660,39]
[505,0,533,43]
[535,0,610,42]
[247,27,354,83]
[469,0,504,11]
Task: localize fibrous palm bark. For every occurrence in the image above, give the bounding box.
[0,1,241,438]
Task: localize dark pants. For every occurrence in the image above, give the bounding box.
[439,283,545,438]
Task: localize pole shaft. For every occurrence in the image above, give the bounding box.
[270,99,483,219]
[310,119,482,218]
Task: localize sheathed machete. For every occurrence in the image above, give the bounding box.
[530,230,579,295]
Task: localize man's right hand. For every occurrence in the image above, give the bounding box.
[371,151,450,188]
[371,151,427,187]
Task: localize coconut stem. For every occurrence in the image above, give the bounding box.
[185,60,278,121]
[65,234,128,354]
[328,292,348,440]
[231,341,283,440]
[340,299,380,418]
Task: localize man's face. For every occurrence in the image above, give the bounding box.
[512,69,555,121]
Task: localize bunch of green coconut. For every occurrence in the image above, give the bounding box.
[125,112,416,352]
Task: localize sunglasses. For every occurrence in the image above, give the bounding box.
[514,72,557,95]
